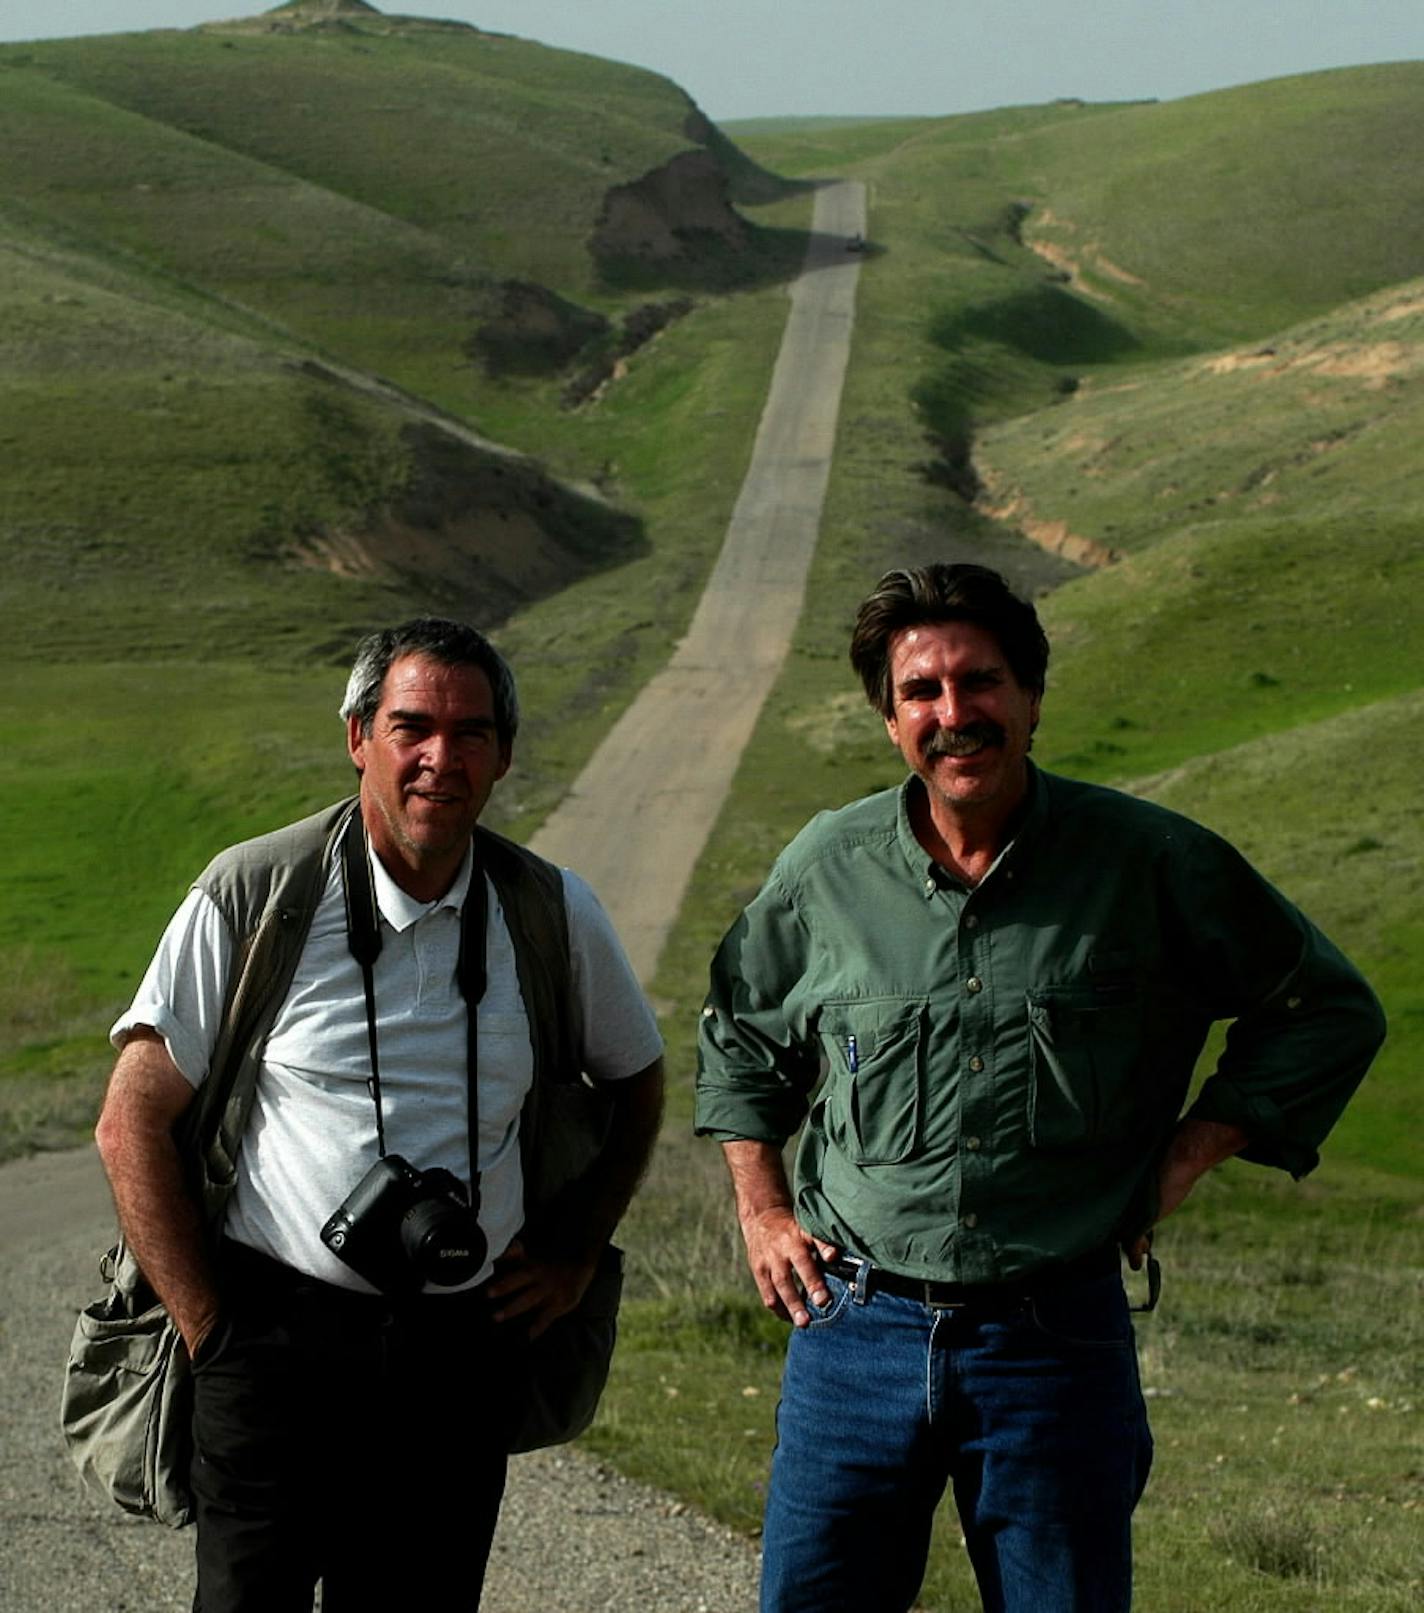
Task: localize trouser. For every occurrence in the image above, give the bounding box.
[759,1264,1153,1613]
[190,1243,526,1613]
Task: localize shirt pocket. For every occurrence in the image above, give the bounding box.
[817,998,926,1165]
[1025,981,1145,1151]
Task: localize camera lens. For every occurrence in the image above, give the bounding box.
[401,1196,486,1287]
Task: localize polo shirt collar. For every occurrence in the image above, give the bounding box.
[368,839,474,934]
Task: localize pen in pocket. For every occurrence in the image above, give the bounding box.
[846,1034,859,1073]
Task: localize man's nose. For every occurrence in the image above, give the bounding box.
[420,732,458,770]
[936,688,971,727]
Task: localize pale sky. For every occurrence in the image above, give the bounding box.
[1,1,1421,121]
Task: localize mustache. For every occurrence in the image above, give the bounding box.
[925,722,1006,757]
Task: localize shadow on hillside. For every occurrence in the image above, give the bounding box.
[594,221,880,294]
[930,284,1140,366]
[907,283,1140,500]
[594,224,805,293]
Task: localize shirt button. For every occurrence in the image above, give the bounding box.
[701,1006,714,1018]
[924,878,936,897]
[965,1136,981,1151]
[963,1213,979,1229]
[968,1055,985,1072]
[966,976,983,994]
[1287,996,1302,1010]
[964,914,979,930]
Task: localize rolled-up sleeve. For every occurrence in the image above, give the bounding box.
[1175,833,1387,1178]
[109,888,234,1086]
[695,872,821,1144]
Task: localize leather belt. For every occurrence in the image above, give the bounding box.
[822,1243,1120,1310]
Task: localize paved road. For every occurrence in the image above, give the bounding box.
[0,179,866,1610]
[531,181,868,978]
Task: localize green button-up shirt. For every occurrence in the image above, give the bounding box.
[695,766,1385,1284]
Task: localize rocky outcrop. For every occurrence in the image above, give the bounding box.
[590,151,748,265]
[468,282,610,377]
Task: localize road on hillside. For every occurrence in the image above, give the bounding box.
[531,180,868,980]
[0,179,867,1611]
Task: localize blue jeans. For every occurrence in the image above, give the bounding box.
[760,1268,1152,1613]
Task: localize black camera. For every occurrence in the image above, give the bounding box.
[320,1155,487,1295]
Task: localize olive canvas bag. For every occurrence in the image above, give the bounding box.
[61,801,624,1526]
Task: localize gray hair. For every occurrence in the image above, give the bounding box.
[339,618,519,747]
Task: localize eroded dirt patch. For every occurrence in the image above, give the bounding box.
[288,421,643,624]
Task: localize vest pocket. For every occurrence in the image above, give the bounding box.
[818,999,926,1165]
[1026,984,1143,1150]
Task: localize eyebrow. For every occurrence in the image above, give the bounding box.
[895,663,1004,687]
[385,707,498,729]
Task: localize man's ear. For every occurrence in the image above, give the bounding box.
[346,714,366,771]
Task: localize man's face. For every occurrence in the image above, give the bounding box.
[884,620,1041,820]
[347,653,510,895]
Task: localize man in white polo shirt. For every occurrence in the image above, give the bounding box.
[96,618,664,1611]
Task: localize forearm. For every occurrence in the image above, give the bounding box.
[95,1033,219,1354]
[722,1138,796,1233]
[1156,1116,1248,1221]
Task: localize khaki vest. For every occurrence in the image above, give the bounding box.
[184,798,598,1249]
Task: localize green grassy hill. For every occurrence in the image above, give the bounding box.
[0,8,793,413]
[1015,64,1424,343]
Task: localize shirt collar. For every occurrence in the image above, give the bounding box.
[894,763,1048,891]
[367,840,475,934]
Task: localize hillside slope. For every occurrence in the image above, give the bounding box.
[0,2,810,667]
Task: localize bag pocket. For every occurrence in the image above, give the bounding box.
[1026,983,1144,1151]
[817,999,926,1165]
[60,1292,195,1529]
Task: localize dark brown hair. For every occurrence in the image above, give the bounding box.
[849,564,1049,717]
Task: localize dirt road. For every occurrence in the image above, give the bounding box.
[0,179,866,1610]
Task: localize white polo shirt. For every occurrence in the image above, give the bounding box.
[112,842,662,1293]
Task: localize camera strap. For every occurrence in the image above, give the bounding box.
[340,808,488,1207]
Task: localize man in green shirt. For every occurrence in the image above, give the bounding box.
[695,563,1384,1613]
